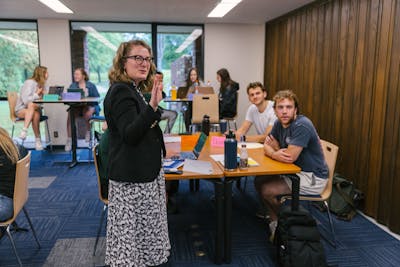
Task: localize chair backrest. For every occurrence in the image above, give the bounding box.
[7,91,18,122]
[92,145,108,204]
[192,94,219,124]
[319,139,339,200]
[0,152,31,225]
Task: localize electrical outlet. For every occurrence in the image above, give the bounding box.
[54,131,58,138]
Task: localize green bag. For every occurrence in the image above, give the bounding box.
[327,173,364,221]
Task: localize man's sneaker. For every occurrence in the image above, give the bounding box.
[19,128,28,140]
[85,131,91,143]
[269,220,278,243]
[65,138,72,152]
[35,139,43,151]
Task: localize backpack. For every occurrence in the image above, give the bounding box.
[275,175,328,267]
[326,173,364,221]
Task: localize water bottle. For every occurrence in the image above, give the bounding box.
[194,82,199,94]
[224,130,237,171]
[239,143,248,170]
[202,115,210,136]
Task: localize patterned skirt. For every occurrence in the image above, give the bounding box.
[105,170,170,267]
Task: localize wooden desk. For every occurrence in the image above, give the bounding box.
[164,134,300,264]
[34,97,100,168]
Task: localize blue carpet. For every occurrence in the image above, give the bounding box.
[0,149,400,266]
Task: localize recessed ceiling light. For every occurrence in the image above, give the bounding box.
[208,0,242,18]
[38,0,74,14]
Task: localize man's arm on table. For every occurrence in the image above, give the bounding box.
[264,135,303,163]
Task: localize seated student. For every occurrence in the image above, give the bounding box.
[184,67,203,132]
[235,82,277,142]
[65,68,100,151]
[0,127,28,223]
[155,71,178,134]
[15,65,49,150]
[255,90,328,241]
[216,68,239,119]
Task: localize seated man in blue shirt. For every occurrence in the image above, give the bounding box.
[255,90,328,241]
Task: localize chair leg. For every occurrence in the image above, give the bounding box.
[45,120,52,151]
[22,208,41,248]
[324,201,337,248]
[93,205,108,256]
[5,226,23,267]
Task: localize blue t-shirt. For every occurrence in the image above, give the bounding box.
[270,115,328,178]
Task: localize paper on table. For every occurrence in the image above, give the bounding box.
[209,154,259,167]
[183,159,213,174]
[164,136,181,143]
[238,142,264,149]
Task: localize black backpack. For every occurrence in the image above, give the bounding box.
[275,175,328,267]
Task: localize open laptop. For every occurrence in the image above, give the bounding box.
[177,86,188,99]
[174,132,208,160]
[67,88,85,98]
[48,86,64,97]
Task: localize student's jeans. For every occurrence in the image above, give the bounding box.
[0,194,13,221]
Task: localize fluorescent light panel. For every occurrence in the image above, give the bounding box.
[38,0,73,14]
[175,29,203,53]
[208,0,242,18]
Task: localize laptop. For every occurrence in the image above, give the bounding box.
[177,86,189,99]
[67,88,85,98]
[173,132,208,160]
[48,86,64,97]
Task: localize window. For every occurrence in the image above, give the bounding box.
[0,20,39,99]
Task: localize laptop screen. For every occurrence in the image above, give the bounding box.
[67,88,85,97]
[193,132,207,158]
[48,86,64,96]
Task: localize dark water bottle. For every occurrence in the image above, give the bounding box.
[202,115,210,136]
[224,130,237,171]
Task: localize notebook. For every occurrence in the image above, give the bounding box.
[67,88,85,98]
[174,132,208,160]
[48,86,64,97]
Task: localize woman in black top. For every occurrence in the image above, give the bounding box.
[103,40,169,267]
[217,68,239,119]
[0,128,21,221]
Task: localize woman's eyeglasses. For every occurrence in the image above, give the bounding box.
[124,55,153,65]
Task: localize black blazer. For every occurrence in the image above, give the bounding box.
[104,82,166,183]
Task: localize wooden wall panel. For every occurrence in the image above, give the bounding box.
[264,0,400,233]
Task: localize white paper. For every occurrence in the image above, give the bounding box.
[163,136,181,143]
[238,142,264,149]
[183,159,213,174]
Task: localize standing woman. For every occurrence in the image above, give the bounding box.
[104,40,170,267]
[15,65,48,150]
[217,68,239,119]
[184,67,203,132]
[65,68,100,151]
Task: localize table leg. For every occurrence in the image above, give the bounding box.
[224,179,233,263]
[69,105,78,168]
[214,180,224,264]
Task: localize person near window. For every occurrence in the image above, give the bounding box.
[184,67,203,132]
[103,40,170,267]
[255,90,328,242]
[235,82,277,142]
[217,68,239,119]
[14,65,48,150]
[65,68,100,151]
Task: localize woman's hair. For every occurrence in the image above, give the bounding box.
[273,90,300,114]
[0,127,19,164]
[31,66,48,88]
[186,67,200,88]
[217,68,235,93]
[108,40,154,88]
[75,68,89,81]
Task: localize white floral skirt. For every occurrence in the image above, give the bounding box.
[105,171,170,267]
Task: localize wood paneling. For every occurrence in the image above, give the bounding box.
[264,0,400,233]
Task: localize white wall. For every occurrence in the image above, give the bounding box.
[204,23,265,134]
[38,19,71,145]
